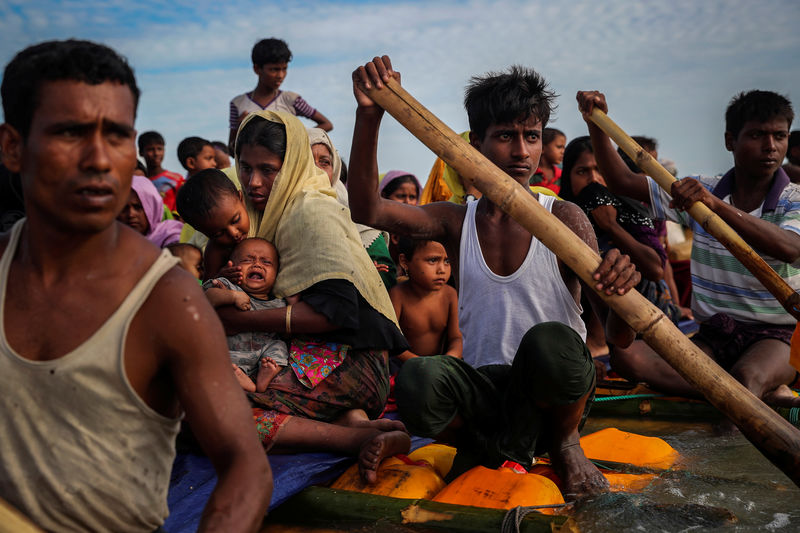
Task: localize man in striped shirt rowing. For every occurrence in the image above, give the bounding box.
[578,89,800,408]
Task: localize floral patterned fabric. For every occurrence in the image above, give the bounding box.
[288,338,349,388]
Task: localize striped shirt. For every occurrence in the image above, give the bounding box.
[229,90,316,131]
[648,168,800,325]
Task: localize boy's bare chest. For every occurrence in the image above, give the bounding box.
[401,294,449,333]
[475,217,532,276]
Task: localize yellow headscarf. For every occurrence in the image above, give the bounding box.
[236,110,398,326]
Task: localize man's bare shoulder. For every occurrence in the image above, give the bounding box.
[551,199,595,246]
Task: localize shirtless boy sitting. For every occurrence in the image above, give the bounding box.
[0,39,269,532]
[390,236,462,361]
[204,237,288,392]
[348,56,639,497]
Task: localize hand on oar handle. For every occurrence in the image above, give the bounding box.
[352,55,401,110]
[669,176,721,212]
[593,248,641,296]
[576,90,608,121]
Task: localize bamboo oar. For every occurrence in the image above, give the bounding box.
[589,108,800,320]
[0,498,43,533]
[362,77,800,487]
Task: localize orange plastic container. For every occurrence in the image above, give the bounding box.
[432,465,565,515]
[579,427,679,470]
[330,455,446,499]
[407,443,457,478]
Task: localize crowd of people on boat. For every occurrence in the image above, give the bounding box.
[1,36,799,532]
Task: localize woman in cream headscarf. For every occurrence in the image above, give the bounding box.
[307,127,397,289]
[217,111,409,483]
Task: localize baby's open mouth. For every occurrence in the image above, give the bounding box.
[247,271,264,281]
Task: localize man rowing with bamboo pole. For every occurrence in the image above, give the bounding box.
[577,90,800,409]
[348,56,640,498]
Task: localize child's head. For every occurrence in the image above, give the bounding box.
[397,237,451,291]
[379,171,421,205]
[134,159,147,176]
[787,130,800,165]
[464,66,556,143]
[230,237,279,299]
[167,243,204,280]
[560,136,605,202]
[176,168,249,246]
[618,135,658,174]
[541,128,566,166]
[138,130,165,169]
[211,141,231,169]
[251,38,291,91]
[724,90,793,179]
[177,136,217,175]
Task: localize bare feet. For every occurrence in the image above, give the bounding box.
[336,409,408,432]
[551,442,610,500]
[255,357,281,392]
[233,364,256,392]
[762,384,800,408]
[358,430,411,484]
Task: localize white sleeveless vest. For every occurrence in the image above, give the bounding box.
[458,196,586,367]
[0,219,181,532]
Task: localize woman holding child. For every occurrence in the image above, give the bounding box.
[218,110,410,482]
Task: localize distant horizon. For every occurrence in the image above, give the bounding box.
[2,0,799,183]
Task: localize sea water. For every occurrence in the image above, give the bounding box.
[574,417,800,532]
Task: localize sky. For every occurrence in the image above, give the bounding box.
[1,0,799,183]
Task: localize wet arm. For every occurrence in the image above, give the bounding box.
[153,271,271,532]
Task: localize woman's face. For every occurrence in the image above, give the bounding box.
[570,151,606,197]
[238,143,283,211]
[117,190,149,235]
[386,182,418,205]
[542,134,566,166]
[311,143,334,185]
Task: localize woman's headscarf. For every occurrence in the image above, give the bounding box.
[130,175,183,247]
[307,127,384,249]
[236,111,398,326]
[378,170,422,198]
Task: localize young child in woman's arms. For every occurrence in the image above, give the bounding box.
[204,237,290,392]
[389,237,462,361]
[176,168,251,280]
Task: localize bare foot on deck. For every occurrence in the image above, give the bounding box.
[255,357,281,392]
[551,443,609,500]
[233,364,256,392]
[336,409,408,433]
[358,430,411,484]
[762,384,800,408]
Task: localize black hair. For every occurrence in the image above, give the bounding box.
[725,90,794,138]
[788,130,800,150]
[235,116,287,160]
[559,136,594,202]
[231,237,278,263]
[135,159,147,175]
[339,160,348,185]
[166,242,201,256]
[1,39,139,139]
[177,136,213,170]
[176,168,240,228]
[380,175,419,199]
[543,128,565,146]
[464,65,556,141]
[396,235,435,260]
[251,38,292,67]
[138,131,165,151]
[211,141,230,155]
[618,135,658,174]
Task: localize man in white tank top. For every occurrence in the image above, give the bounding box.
[349,57,640,498]
[0,41,270,531]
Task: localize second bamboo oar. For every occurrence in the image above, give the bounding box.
[589,108,800,320]
[362,76,800,487]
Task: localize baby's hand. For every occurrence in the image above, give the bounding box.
[218,261,244,285]
[233,291,251,311]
